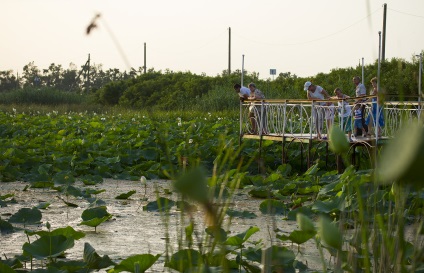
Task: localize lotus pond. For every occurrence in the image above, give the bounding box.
[0,109,423,273]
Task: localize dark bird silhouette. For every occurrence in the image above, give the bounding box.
[86,13,101,35]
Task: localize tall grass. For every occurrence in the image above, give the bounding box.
[0,87,86,105]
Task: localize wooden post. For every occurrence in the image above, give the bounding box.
[228,27,231,75]
[144,43,147,74]
[382,3,387,62]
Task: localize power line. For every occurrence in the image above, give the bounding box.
[388,8,424,19]
[234,7,381,47]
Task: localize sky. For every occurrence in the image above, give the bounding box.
[1,0,424,79]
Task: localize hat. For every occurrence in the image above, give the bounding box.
[304,81,312,91]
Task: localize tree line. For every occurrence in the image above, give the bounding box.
[0,56,422,111]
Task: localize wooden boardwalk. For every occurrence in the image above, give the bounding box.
[239,97,418,172]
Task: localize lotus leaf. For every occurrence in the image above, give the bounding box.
[286,206,314,220]
[277,230,315,245]
[57,196,78,207]
[226,209,257,219]
[296,213,316,233]
[109,253,160,273]
[248,187,273,198]
[29,267,67,273]
[80,174,104,185]
[79,206,112,230]
[37,202,51,209]
[115,190,136,200]
[83,242,116,269]
[165,249,201,272]
[173,167,209,204]
[259,199,287,215]
[53,172,75,186]
[8,207,42,225]
[175,200,197,212]
[318,217,342,250]
[26,226,85,240]
[205,226,227,242]
[225,226,259,247]
[312,197,343,214]
[1,193,14,200]
[268,246,296,271]
[22,235,75,260]
[0,258,22,270]
[0,219,14,234]
[143,197,175,212]
[0,263,17,273]
[140,148,159,161]
[378,122,424,188]
[48,260,87,272]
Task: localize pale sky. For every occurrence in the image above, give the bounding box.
[2,0,424,79]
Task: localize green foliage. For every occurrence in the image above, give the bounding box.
[378,121,424,188]
[79,206,112,231]
[165,249,202,272]
[224,226,260,247]
[0,87,87,105]
[0,262,17,273]
[2,56,422,113]
[23,235,75,260]
[115,190,136,199]
[173,167,209,204]
[329,125,349,154]
[143,197,175,212]
[26,226,86,240]
[318,216,342,250]
[0,218,14,234]
[109,254,160,273]
[84,242,116,270]
[8,207,42,226]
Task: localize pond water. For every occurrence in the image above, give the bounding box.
[0,179,326,272]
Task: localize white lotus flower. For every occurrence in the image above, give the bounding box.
[140,176,147,185]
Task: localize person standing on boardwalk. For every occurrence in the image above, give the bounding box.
[365,77,384,137]
[353,76,368,137]
[333,88,353,142]
[304,81,332,139]
[353,103,364,137]
[248,83,266,134]
[233,83,250,101]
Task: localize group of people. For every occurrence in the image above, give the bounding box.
[233,76,384,142]
[305,76,384,141]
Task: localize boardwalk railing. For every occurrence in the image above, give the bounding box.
[240,96,423,140]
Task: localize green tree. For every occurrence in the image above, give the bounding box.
[0,70,20,91]
[22,61,41,87]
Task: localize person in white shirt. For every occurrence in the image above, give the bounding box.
[304,81,332,140]
[233,83,250,101]
[248,83,266,134]
[333,88,353,142]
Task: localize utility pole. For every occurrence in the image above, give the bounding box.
[228,27,231,75]
[377,32,381,92]
[241,54,245,87]
[86,54,90,93]
[144,43,147,74]
[382,3,387,62]
[418,53,422,118]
